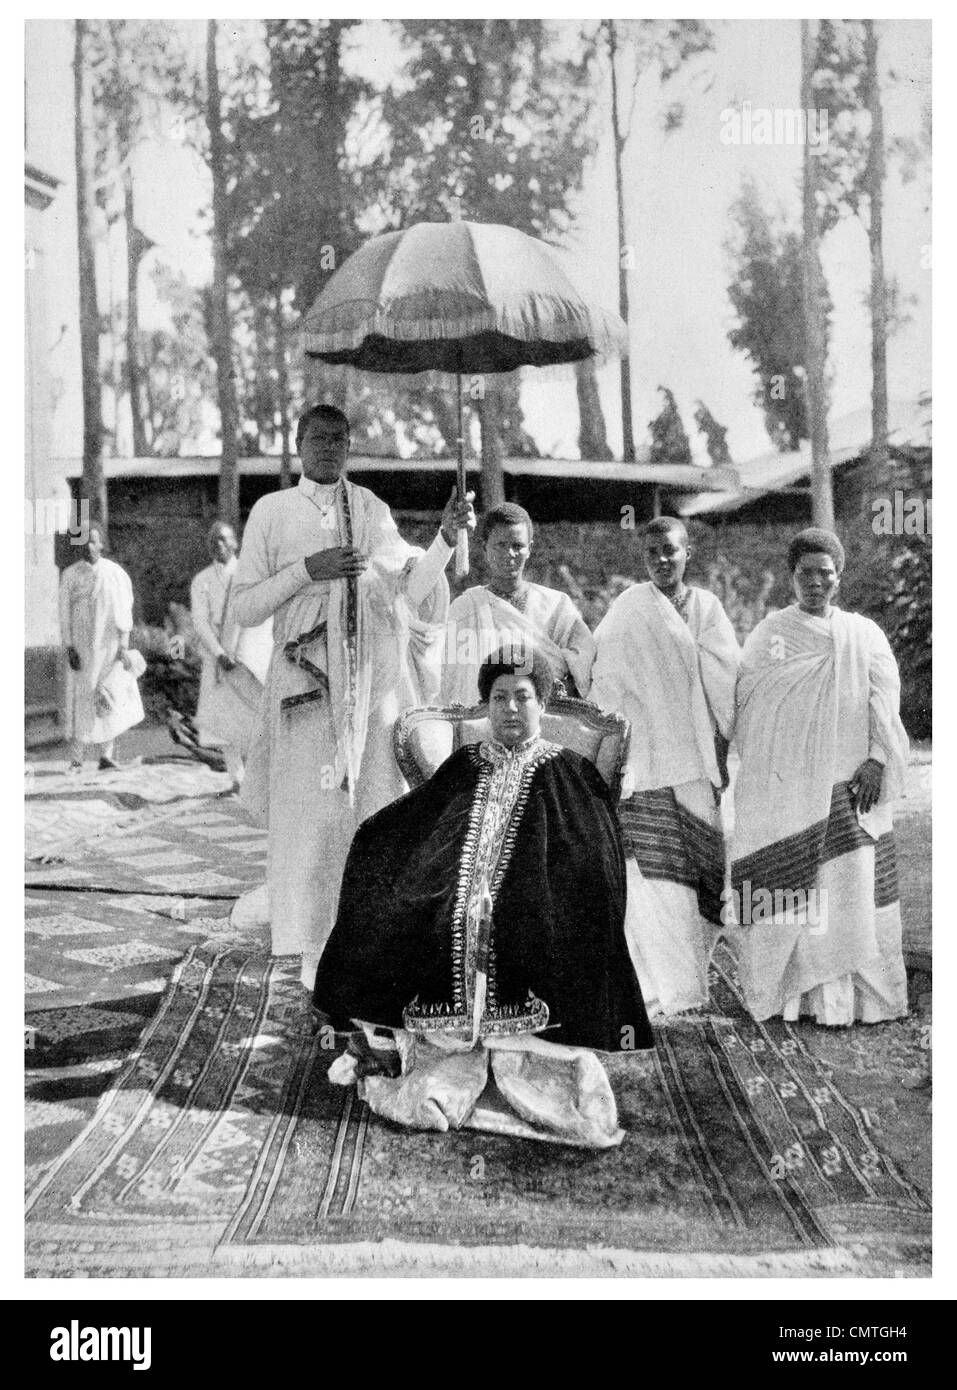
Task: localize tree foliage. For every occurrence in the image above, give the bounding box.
[376,20,594,238]
[648,387,693,466]
[140,265,215,456]
[725,178,832,452]
[360,21,603,475]
[693,401,732,467]
[87,19,196,457]
[225,20,368,316]
[591,19,714,461]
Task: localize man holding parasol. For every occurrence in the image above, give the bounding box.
[232,403,474,989]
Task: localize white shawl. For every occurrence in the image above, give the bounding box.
[731,605,909,863]
[440,583,595,706]
[591,582,740,793]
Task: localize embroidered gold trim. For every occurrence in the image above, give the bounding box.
[405,738,561,1035]
[403,993,550,1038]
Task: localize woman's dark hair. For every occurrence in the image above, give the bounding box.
[477,644,553,704]
[786,527,845,574]
[481,502,534,547]
[295,403,350,451]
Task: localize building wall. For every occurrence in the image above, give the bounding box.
[25,164,68,742]
[25,167,68,651]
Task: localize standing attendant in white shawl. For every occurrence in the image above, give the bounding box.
[728,528,910,1026]
[232,404,475,988]
[59,522,144,770]
[190,520,273,793]
[440,502,595,704]
[591,517,740,1017]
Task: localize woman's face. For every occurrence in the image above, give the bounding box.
[485,523,531,587]
[487,673,542,747]
[792,550,840,615]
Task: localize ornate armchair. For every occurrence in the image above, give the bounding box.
[393,693,631,801]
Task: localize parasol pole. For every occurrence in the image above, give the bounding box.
[450,199,470,580]
[455,364,469,578]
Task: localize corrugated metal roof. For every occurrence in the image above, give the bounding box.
[59,455,741,493]
[679,400,931,517]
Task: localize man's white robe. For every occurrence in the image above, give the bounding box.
[232,475,451,985]
[59,557,143,746]
[591,582,740,1016]
[440,583,595,705]
[190,557,273,752]
[728,604,910,1025]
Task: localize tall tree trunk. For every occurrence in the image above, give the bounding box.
[607,21,635,462]
[575,358,613,460]
[251,297,273,453]
[108,21,149,459]
[73,20,107,526]
[123,170,150,457]
[104,202,124,455]
[205,19,240,526]
[477,381,505,509]
[143,364,157,449]
[864,19,889,490]
[429,389,460,458]
[800,20,834,530]
[273,289,292,488]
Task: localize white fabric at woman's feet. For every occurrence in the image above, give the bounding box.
[735,843,908,1025]
[623,863,716,1017]
[335,1028,625,1149]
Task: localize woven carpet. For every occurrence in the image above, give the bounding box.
[26,799,267,897]
[25,889,246,1011]
[25,944,930,1279]
[25,759,234,863]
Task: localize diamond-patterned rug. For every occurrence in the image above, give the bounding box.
[25,889,249,1012]
[26,803,267,897]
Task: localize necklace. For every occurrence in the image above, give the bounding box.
[302,481,340,526]
[667,584,691,621]
[487,582,529,614]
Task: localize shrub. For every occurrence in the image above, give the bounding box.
[131,606,201,722]
[885,538,932,739]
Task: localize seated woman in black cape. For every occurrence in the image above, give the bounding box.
[313,647,653,1148]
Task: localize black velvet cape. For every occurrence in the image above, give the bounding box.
[313,744,653,1053]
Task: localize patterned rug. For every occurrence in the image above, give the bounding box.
[25,800,267,897]
[25,889,246,1012]
[25,945,930,1278]
[25,759,234,862]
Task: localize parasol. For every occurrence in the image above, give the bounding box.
[303,219,628,577]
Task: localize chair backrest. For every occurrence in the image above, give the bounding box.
[393,695,630,800]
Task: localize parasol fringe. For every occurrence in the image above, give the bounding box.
[304,304,628,358]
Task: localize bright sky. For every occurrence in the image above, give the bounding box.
[25,17,931,465]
